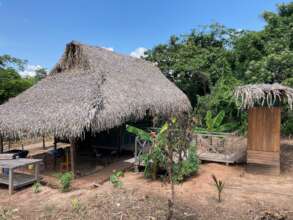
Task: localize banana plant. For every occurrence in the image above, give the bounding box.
[126,125,152,142]
[126,117,176,142]
[194,110,237,133]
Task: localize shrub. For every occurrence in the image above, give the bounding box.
[141,146,167,180]
[130,118,199,183]
[56,172,73,192]
[110,170,124,188]
[172,144,199,183]
[32,181,41,193]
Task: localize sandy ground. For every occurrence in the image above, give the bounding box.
[0,142,292,219]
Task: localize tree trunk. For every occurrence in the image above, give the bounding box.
[167,147,174,220]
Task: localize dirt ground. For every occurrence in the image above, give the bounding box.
[0,141,293,219]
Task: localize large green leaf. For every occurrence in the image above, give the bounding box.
[205,111,213,131]
[213,110,225,130]
[126,125,152,142]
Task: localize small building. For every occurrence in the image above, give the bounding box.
[0,41,191,175]
[235,83,293,174]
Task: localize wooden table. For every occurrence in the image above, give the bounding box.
[0,159,42,195]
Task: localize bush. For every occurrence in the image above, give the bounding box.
[140,141,199,183]
[172,144,199,183]
[56,172,73,192]
[141,146,167,180]
[110,170,124,188]
[32,181,41,193]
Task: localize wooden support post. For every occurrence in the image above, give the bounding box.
[53,137,57,170]
[9,168,14,195]
[42,136,46,149]
[34,163,39,181]
[134,137,139,172]
[0,135,3,153]
[8,139,11,150]
[53,137,57,150]
[70,140,77,178]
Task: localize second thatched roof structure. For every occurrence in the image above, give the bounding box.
[0,41,191,139]
[234,83,293,109]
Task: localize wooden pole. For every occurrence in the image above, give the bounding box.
[70,140,77,178]
[53,137,57,170]
[9,168,14,195]
[42,136,46,149]
[0,135,3,153]
[34,163,39,182]
[8,139,11,150]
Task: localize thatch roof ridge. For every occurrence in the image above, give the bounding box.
[234,83,293,109]
[0,41,191,139]
[50,41,158,75]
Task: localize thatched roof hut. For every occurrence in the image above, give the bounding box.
[0,41,191,140]
[234,83,293,110]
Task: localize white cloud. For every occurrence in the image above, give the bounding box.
[130,47,147,58]
[19,64,43,77]
[102,47,114,52]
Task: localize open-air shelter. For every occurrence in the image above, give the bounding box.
[0,41,191,177]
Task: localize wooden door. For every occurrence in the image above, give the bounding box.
[247,107,281,167]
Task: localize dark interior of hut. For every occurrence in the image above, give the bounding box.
[74,119,152,176]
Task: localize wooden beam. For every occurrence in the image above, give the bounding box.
[70,140,77,178]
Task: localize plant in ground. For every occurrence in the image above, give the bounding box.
[127,118,199,182]
[212,174,225,202]
[56,172,73,192]
[110,170,124,188]
[127,115,200,220]
[32,181,41,193]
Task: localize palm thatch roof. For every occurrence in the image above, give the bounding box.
[0,41,191,139]
[234,83,293,109]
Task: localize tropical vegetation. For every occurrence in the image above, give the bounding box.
[146,2,293,135]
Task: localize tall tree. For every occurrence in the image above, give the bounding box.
[0,55,34,104]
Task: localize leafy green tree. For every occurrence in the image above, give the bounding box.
[0,55,35,104]
[145,24,236,107]
[35,67,48,81]
[146,3,293,134]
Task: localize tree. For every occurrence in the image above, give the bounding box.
[0,55,34,104]
[145,24,236,107]
[35,67,48,81]
[127,116,199,219]
[145,2,293,134]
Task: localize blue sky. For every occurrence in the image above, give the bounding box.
[0,0,291,75]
